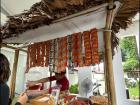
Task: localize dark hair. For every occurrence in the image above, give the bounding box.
[0,53,11,83]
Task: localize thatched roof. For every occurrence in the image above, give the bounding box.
[0,0,139,51]
[111,0,139,54]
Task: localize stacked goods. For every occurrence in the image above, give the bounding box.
[69,99,87,105]
[30,94,55,105]
[64,95,76,103]
[90,28,100,64]
[83,31,92,66]
[89,96,108,105]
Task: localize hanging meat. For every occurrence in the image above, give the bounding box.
[31,44,37,67]
[83,31,92,66]
[61,36,68,72]
[77,33,83,67]
[72,33,83,67]
[53,39,58,72]
[72,33,78,67]
[36,43,42,66]
[57,38,63,72]
[25,27,100,72]
[45,40,51,67]
[39,42,45,67]
[49,40,55,72]
[67,35,73,70]
[90,28,100,64]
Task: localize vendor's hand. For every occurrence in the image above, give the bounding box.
[26,81,37,87]
[17,93,28,105]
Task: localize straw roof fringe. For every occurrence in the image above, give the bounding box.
[0,0,139,54]
[0,0,105,39]
[111,0,139,54]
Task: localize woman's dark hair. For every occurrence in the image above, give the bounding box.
[0,53,11,83]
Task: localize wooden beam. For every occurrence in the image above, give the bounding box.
[10,49,19,99]
[1,43,27,52]
[104,3,117,105]
[53,3,108,23]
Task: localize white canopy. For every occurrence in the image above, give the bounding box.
[3,2,120,44]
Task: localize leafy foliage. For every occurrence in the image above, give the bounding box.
[69,84,78,94]
[123,59,139,71]
[129,82,140,99]
[120,36,139,71]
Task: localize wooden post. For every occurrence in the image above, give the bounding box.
[104,4,117,105]
[10,49,19,99]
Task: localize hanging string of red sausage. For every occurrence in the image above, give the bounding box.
[57,38,63,72]
[83,31,92,66]
[26,28,100,72]
[49,39,55,72]
[90,28,100,64]
[67,35,73,70]
[72,33,79,67]
[61,36,68,72]
[45,41,51,67]
[36,43,41,66]
[77,33,83,67]
[40,42,45,67]
[54,39,58,72]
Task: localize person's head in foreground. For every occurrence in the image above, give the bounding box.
[0,53,11,84]
[0,53,28,105]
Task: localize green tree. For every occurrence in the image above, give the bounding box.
[120,36,139,71]
[123,58,139,71]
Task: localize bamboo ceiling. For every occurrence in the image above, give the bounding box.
[0,0,139,54]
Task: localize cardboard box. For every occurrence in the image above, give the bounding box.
[30,94,55,105]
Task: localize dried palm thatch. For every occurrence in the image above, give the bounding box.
[0,0,105,39]
[111,0,139,54]
[0,0,139,53]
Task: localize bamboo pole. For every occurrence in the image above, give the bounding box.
[10,49,19,99]
[104,4,117,105]
[53,3,108,23]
